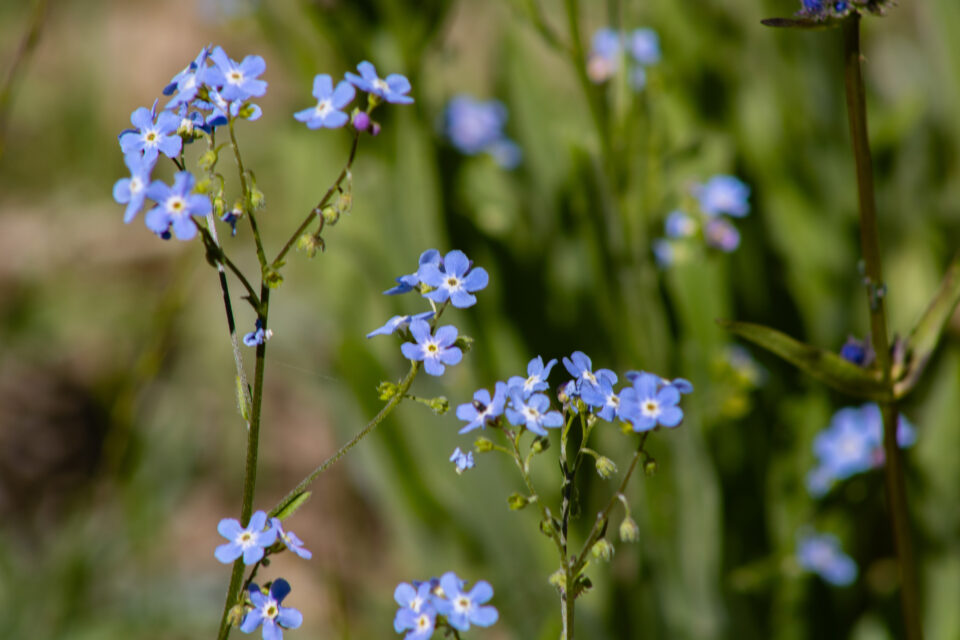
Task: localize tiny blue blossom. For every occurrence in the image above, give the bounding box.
[796,532,857,586]
[240,579,303,640]
[450,447,475,474]
[620,372,683,431]
[346,61,414,104]
[628,28,661,66]
[203,46,267,103]
[652,238,674,267]
[366,311,435,339]
[434,572,499,632]
[561,351,616,396]
[507,356,558,398]
[840,335,874,367]
[215,510,277,565]
[418,250,489,308]
[119,102,182,163]
[294,74,356,129]
[400,319,462,376]
[113,153,156,223]
[456,382,508,433]
[270,518,312,560]
[587,28,622,83]
[243,318,272,347]
[664,210,697,238]
[393,581,437,640]
[694,175,751,218]
[579,377,621,421]
[384,249,442,295]
[164,46,211,109]
[445,95,521,168]
[505,390,563,436]
[144,171,211,241]
[703,217,741,252]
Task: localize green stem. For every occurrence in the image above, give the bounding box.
[227,118,267,268]
[272,131,360,267]
[216,284,271,640]
[268,361,419,517]
[842,15,922,640]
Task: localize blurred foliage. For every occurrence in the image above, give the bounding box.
[0,0,958,639]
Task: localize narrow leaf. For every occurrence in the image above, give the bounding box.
[894,253,960,398]
[271,490,312,520]
[718,319,890,401]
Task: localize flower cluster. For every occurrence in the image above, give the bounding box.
[805,403,917,497]
[796,530,858,586]
[367,249,489,376]
[214,511,312,639]
[393,572,498,639]
[444,95,521,169]
[652,174,751,267]
[587,27,661,89]
[113,48,412,241]
[452,351,692,473]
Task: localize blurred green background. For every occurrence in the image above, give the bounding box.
[1,0,958,638]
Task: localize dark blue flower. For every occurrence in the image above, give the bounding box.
[240,579,303,640]
[215,510,277,565]
[119,101,182,163]
[144,171,211,241]
[269,518,312,560]
[113,153,156,223]
[345,61,413,105]
[505,390,563,436]
[384,249,441,295]
[243,318,272,346]
[796,532,857,586]
[456,382,508,433]
[694,175,751,217]
[294,74,356,129]
[840,335,874,367]
[400,319,462,376]
[203,46,267,103]
[418,250,489,309]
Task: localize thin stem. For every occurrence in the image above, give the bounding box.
[197,225,261,308]
[572,433,648,576]
[216,285,271,640]
[273,132,360,267]
[562,0,612,162]
[268,360,419,517]
[227,118,267,268]
[0,0,48,162]
[842,15,922,640]
[508,433,565,558]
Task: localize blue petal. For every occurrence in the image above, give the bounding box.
[278,606,303,629]
[239,608,264,633]
[270,578,292,603]
[215,542,242,564]
[470,605,499,627]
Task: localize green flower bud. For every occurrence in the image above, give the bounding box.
[249,186,265,210]
[296,233,324,258]
[591,539,615,562]
[377,381,399,401]
[474,437,494,453]
[644,459,658,476]
[263,269,284,289]
[453,335,474,353]
[531,436,550,454]
[322,206,340,226]
[427,396,449,415]
[539,518,555,537]
[507,493,530,510]
[336,191,352,215]
[194,177,212,194]
[595,456,617,479]
[619,516,640,543]
[548,569,566,591]
[198,149,218,172]
[227,604,247,627]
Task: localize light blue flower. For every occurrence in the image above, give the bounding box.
[450,447,475,474]
[796,531,857,586]
[507,356,558,398]
[366,311,435,339]
[203,46,267,103]
[587,28,622,83]
[704,217,741,252]
[294,74,356,129]
[215,510,277,565]
[270,518,312,560]
[393,581,436,640]
[240,579,303,640]
[119,101,182,163]
[561,351,616,397]
[628,28,661,66]
[445,95,521,168]
[163,46,211,109]
[384,249,442,295]
[113,153,156,223]
[456,382,508,433]
[345,61,413,104]
[505,390,563,436]
[579,377,620,421]
[694,175,751,217]
[144,171,211,241]
[400,319,462,376]
[664,210,697,238]
[620,372,683,431]
[433,572,499,632]
[418,250,489,309]
[243,318,272,347]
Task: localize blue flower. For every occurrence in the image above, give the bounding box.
[417,250,489,309]
[215,510,277,565]
[840,335,874,367]
[703,217,741,252]
[628,28,661,66]
[561,351,616,396]
[507,356,558,398]
[620,372,683,431]
[450,447,475,474]
[800,0,825,13]
[270,518,312,560]
[456,382,508,433]
[433,572,498,632]
[505,390,563,436]
[624,371,694,394]
[294,74,356,129]
[796,532,857,586]
[652,238,674,267]
[144,171,211,241]
[164,46,211,109]
[243,318,273,347]
[384,249,442,295]
[393,582,436,640]
[579,377,621,421]
[366,311,435,339]
[694,175,751,218]
[113,153,156,223]
[587,28,622,83]
[400,319,462,376]
[205,87,263,126]
[240,579,303,640]
[119,102,182,163]
[445,95,521,168]
[203,46,267,103]
[345,61,414,105]
[664,210,697,238]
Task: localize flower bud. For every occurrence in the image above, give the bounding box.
[336,191,353,215]
[644,459,658,476]
[353,111,371,132]
[199,149,218,172]
[249,186,265,210]
[370,121,382,137]
[548,569,566,591]
[619,516,639,543]
[507,492,530,510]
[427,396,449,415]
[322,206,340,226]
[297,233,324,258]
[591,539,615,562]
[595,456,617,479]
[377,381,400,401]
[453,335,474,353]
[227,604,247,627]
[474,437,494,453]
[531,436,550,454]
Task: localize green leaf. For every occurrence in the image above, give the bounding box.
[718,319,890,401]
[894,253,960,398]
[271,490,312,520]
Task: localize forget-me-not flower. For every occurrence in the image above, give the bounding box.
[346,61,414,104]
[384,249,442,295]
[113,153,156,223]
[270,518,312,560]
[796,531,857,586]
[450,447,475,474]
[243,318,273,347]
[507,356,557,398]
[215,510,277,565]
[393,581,436,640]
[203,46,267,103]
[294,74,356,129]
[505,390,563,436]
[445,95,521,168]
[433,572,499,632]
[562,351,616,396]
[400,319,462,376]
[587,28,622,83]
[163,46,211,109]
[628,28,661,66]
[704,217,741,252]
[456,382,508,433]
[366,311,435,339]
[240,579,303,640]
[418,249,489,308]
[144,171,211,241]
[119,102,182,163]
[694,175,751,217]
[620,372,683,431]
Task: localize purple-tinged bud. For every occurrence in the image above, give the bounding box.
[353,111,371,132]
[370,121,382,137]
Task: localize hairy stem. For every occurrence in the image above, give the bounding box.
[842,15,922,640]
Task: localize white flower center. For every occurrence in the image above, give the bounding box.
[416,614,430,630]
[129,177,143,194]
[237,531,255,548]
[641,399,660,418]
[228,70,244,85]
[454,596,471,614]
[409,596,423,613]
[373,78,390,93]
[524,375,538,391]
[263,601,279,620]
[607,393,620,408]
[583,371,597,386]
[144,129,159,145]
[315,99,333,118]
[167,196,187,216]
[523,406,540,421]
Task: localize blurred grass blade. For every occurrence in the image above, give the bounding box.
[761,16,844,29]
[718,319,890,400]
[272,490,311,520]
[894,253,960,398]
